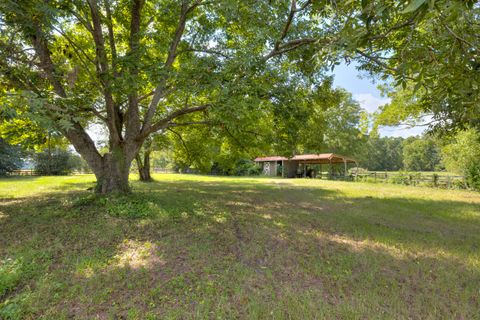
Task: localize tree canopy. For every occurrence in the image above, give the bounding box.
[0,0,326,192]
[402,137,441,171]
[0,0,478,192]
[335,0,480,133]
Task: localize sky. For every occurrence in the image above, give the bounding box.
[331,62,425,138]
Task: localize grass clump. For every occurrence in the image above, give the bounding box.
[101,195,158,219]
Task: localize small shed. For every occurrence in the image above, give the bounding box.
[254,153,357,178]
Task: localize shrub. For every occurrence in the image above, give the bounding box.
[465,162,480,191]
[389,172,410,185]
[441,129,480,191]
[34,148,77,175]
[100,196,156,219]
[0,139,24,175]
[233,159,261,176]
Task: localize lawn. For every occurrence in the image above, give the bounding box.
[1,174,479,319]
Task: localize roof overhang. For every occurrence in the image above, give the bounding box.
[255,153,357,164]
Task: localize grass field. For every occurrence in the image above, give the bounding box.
[365,171,460,176]
[1,174,479,319]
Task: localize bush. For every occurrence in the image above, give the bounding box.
[389,172,410,185]
[441,129,480,191]
[465,162,480,191]
[0,139,24,175]
[99,195,156,219]
[234,159,261,176]
[34,148,77,175]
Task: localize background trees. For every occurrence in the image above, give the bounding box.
[0,139,24,175]
[269,80,367,157]
[441,129,480,190]
[33,148,80,175]
[402,137,441,171]
[356,137,404,171]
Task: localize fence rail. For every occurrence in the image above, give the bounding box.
[7,170,37,176]
[315,171,466,189]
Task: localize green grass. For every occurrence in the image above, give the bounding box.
[365,170,461,177]
[1,174,479,319]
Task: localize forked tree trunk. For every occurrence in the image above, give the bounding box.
[136,150,152,182]
[65,124,142,194]
[94,152,132,193]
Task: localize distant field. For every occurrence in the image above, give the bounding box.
[1,174,479,319]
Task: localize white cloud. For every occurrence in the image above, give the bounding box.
[353,93,390,113]
[379,125,425,138]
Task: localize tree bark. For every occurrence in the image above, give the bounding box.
[136,150,152,182]
[94,148,134,194]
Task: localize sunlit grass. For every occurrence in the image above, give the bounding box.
[1,174,479,319]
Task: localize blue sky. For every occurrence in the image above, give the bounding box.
[331,62,424,138]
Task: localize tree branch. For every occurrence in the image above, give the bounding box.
[141,1,200,137]
[104,0,118,72]
[167,127,193,164]
[355,49,397,72]
[138,104,209,139]
[125,0,145,142]
[264,0,315,60]
[31,25,67,98]
[443,23,478,51]
[275,0,297,52]
[87,0,122,143]
[264,38,317,60]
[64,122,104,174]
[168,121,211,127]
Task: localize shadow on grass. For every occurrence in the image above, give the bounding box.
[0,178,479,318]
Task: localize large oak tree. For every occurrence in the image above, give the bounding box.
[0,0,322,193]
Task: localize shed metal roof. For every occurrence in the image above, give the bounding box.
[254,153,356,164]
[254,156,288,161]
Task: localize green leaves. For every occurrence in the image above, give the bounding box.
[336,0,479,134]
[401,0,428,14]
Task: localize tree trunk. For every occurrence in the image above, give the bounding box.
[86,143,141,194]
[64,124,142,194]
[136,151,152,182]
[93,152,132,193]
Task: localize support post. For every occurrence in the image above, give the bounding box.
[355,162,359,181]
[329,159,332,179]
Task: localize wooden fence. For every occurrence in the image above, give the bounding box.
[315,171,466,189]
[7,170,38,176]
